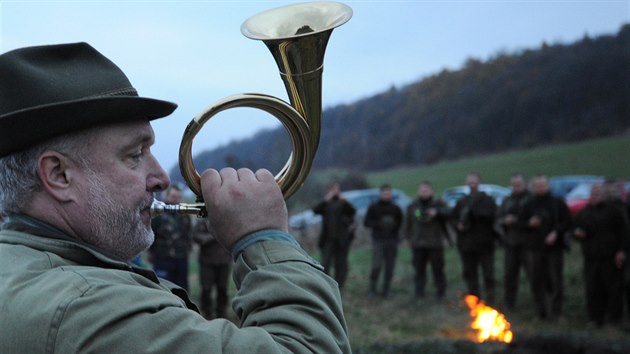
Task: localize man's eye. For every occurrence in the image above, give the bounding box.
[130,151,143,161]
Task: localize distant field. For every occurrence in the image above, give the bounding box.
[181,134,630,353]
[365,134,630,196]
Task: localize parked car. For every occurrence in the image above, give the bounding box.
[441,184,511,208]
[288,209,321,230]
[289,188,412,230]
[548,175,604,199]
[565,180,630,215]
[341,188,412,219]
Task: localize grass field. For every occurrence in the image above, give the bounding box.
[339,245,630,352]
[183,134,630,353]
[185,242,630,353]
[365,134,630,196]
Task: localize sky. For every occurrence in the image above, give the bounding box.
[1,0,628,174]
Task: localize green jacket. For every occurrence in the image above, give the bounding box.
[0,217,350,353]
[405,197,451,249]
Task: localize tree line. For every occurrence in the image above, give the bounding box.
[170,24,630,183]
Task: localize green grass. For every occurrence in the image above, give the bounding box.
[339,245,601,349]
[364,134,630,196]
[185,242,630,352]
[181,135,630,351]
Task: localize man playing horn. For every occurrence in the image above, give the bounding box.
[0,42,350,353]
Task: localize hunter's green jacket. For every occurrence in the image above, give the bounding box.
[0,217,350,353]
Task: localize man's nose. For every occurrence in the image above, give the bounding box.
[147,154,171,193]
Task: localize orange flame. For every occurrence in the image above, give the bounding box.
[464,295,513,343]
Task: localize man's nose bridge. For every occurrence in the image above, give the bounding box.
[147,154,171,191]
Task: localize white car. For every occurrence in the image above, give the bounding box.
[289,188,412,230]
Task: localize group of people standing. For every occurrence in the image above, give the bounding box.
[148,184,232,320]
[312,173,630,327]
[496,173,630,327]
[313,183,407,299]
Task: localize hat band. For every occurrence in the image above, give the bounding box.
[86,87,138,99]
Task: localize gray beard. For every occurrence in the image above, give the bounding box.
[84,169,154,261]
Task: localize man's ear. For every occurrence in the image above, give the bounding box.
[37,151,80,203]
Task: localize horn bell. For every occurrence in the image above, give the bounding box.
[171,2,352,218]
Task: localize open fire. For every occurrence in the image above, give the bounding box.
[464,295,513,343]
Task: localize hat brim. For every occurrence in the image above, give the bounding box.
[0,96,177,157]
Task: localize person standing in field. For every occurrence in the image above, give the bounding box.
[496,173,532,310]
[405,180,452,300]
[452,172,498,303]
[519,175,572,320]
[365,184,404,299]
[573,183,630,326]
[313,182,357,289]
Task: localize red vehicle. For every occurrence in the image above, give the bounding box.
[565,181,630,215]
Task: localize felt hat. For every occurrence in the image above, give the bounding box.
[0,42,177,157]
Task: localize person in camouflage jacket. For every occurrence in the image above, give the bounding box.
[405,181,452,299]
[150,184,193,290]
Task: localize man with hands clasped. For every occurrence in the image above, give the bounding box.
[518,175,572,320]
[405,181,452,300]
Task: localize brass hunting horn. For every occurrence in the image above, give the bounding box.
[152,2,352,217]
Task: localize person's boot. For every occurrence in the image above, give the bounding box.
[415,281,425,299]
[382,280,391,299]
[368,280,377,298]
[436,288,445,301]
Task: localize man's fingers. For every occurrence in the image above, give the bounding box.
[237,168,256,182]
[254,169,275,182]
[219,167,238,183]
[200,169,221,193]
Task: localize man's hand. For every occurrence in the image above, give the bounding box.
[200,168,288,251]
[529,215,542,228]
[573,227,587,239]
[544,230,558,245]
[614,251,626,269]
[503,214,517,226]
[324,188,338,201]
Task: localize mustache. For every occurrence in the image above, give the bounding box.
[139,196,155,211]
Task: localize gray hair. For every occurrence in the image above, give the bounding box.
[0,129,96,215]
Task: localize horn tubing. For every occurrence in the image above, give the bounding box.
[178,93,312,200]
[154,2,352,218]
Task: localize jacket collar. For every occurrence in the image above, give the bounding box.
[0,214,159,282]
[0,214,200,312]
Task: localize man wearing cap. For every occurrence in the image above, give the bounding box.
[0,43,350,353]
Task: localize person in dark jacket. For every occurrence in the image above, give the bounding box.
[150,184,192,290]
[519,175,573,319]
[573,183,630,326]
[496,174,532,310]
[452,173,498,303]
[365,184,404,299]
[405,181,452,300]
[313,183,356,289]
[193,220,232,320]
